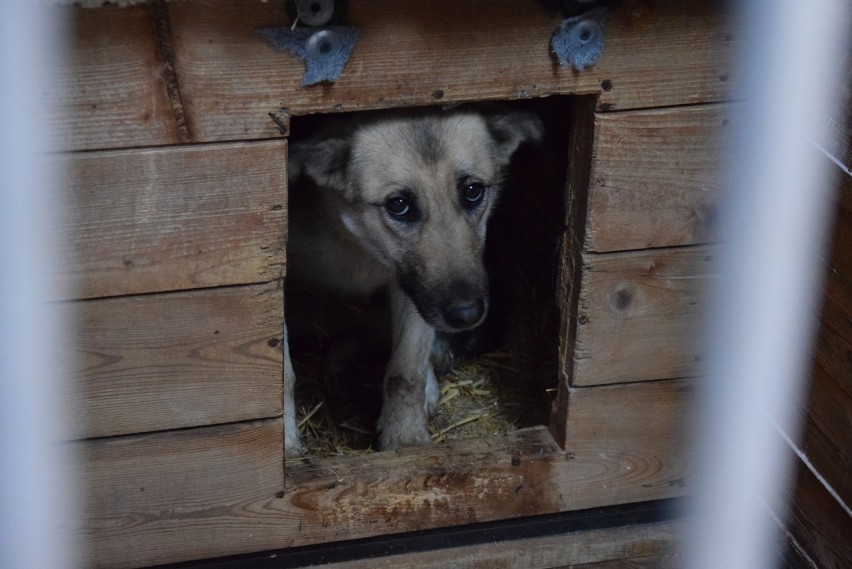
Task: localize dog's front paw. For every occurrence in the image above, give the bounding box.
[376,406,431,451]
[376,423,432,451]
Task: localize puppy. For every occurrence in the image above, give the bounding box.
[284,105,543,454]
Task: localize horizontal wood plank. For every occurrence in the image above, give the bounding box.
[78,376,691,568]
[281,382,690,548]
[560,379,694,506]
[563,555,678,569]
[53,140,287,300]
[166,0,732,143]
[309,522,681,569]
[571,247,712,386]
[75,419,286,569]
[54,4,180,151]
[63,283,284,439]
[586,105,730,252]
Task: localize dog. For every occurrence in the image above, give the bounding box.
[283,105,544,454]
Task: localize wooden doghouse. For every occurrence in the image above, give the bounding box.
[55,1,739,567]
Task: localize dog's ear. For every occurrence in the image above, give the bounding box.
[486,111,545,166]
[288,137,351,192]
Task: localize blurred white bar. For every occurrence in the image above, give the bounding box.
[0,2,77,569]
[686,1,848,568]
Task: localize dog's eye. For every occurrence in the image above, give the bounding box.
[461,182,486,208]
[385,195,412,219]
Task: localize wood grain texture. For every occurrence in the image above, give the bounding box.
[166,0,733,143]
[303,522,681,569]
[75,419,285,569]
[561,379,693,506]
[78,379,691,569]
[281,383,689,547]
[773,167,852,569]
[562,554,679,569]
[54,140,287,300]
[63,282,284,439]
[571,247,712,386]
[586,105,730,252]
[54,4,180,151]
[784,459,852,569]
[553,96,597,447]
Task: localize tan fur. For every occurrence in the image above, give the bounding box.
[284,106,543,453]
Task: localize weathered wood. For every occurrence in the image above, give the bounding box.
[63,282,284,439]
[560,379,693,506]
[75,419,285,569]
[794,167,851,518]
[586,105,730,252]
[54,140,287,300]
[55,4,180,151]
[554,95,597,447]
[571,247,712,386]
[282,384,689,546]
[165,0,732,143]
[303,522,681,569]
[561,554,679,569]
[771,167,852,569]
[783,459,852,569]
[79,375,691,568]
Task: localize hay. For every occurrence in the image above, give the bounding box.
[287,256,560,462]
[289,298,558,462]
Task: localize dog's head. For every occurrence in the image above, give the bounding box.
[290,107,543,333]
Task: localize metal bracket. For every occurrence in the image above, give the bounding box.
[260,0,358,86]
[551,7,608,70]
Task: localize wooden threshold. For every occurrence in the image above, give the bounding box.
[144,499,683,569]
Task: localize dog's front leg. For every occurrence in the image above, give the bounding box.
[376,286,438,451]
[283,323,304,456]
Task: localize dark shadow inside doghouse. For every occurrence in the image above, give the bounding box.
[285,96,571,458]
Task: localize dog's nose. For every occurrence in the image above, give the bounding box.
[444,298,485,330]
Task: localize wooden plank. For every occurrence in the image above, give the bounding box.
[571,247,712,386]
[63,282,284,439]
[54,4,180,151]
[796,169,852,507]
[783,459,852,569]
[281,384,689,548]
[75,418,286,569]
[586,105,730,252]
[167,0,733,143]
[560,379,693,506]
[560,555,679,569]
[54,140,287,300]
[78,379,689,567]
[554,96,597,447]
[302,522,681,569]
